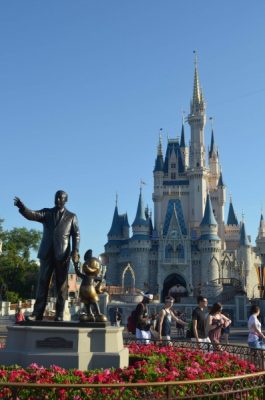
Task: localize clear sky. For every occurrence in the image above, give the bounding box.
[1,1,265,259]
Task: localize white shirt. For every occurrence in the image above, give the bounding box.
[248,314,261,342]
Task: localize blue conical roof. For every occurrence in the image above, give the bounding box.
[218,171,224,187]
[154,154,164,172]
[180,123,186,147]
[200,194,217,226]
[240,222,250,246]
[227,201,238,225]
[209,129,217,158]
[132,190,149,227]
[108,206,120,236]
[108,206,130,237]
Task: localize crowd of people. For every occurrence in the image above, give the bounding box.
[130,292,265,350]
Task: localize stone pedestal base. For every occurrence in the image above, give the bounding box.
[0,322,128,370]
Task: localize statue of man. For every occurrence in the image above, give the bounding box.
[14,190,80,321]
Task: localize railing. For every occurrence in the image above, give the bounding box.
[0,372,264,399]
[124,338,265,370]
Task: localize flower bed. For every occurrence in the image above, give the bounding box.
[0,344,261,399]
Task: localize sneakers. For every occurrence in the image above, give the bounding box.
[54,316,63,322]
[26,315,43,321]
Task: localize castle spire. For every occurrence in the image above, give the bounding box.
[257,213,265,239]
[192,51,200,106]
[217,170,224,187]
[240,221,250,246]
[200,193,217,226]
[108,203,120,236]
[227,198,238,225]
[154,129,164,172]
[191,51,205,114]
[209,128,217,158]
[158,129,163,156]
[180,119,186,147]
[132,188,148,227]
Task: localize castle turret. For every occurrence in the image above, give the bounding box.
[239,221,252,294]
[208,129,220,186]
[187,54,207,228]
[227,199,239,226]
[130,189,151,290]
[132,189,150,237]
[153,132,164,233]
[180,120,189,169]
[188,53,206,169]
[105,201,128,284]
[199,193,221,297]
[224,197,240,251]
[256,213,265,265]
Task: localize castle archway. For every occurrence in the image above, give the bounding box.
[121,263,135,293]
[162,273,187,302]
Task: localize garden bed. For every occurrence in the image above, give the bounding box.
[0,343,262,399]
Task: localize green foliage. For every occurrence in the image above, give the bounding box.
[0,220,41,301]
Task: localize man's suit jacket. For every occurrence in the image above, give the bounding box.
[20,206,80,261]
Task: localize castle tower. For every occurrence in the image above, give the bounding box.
[130,189,151,289]
[208,129,220,188]
[199,193,222,297]
[256,213,265,265]
[225,197,240,250]
[239,221,252,294]
[105,201,126,284]
[180,119,189,169]
[153,132,164,233]
[187,54,207,229]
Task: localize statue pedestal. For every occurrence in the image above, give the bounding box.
[0,321,128,371]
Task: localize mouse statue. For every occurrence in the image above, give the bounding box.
[74,249,107,322]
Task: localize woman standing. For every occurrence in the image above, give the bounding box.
[158,296,186,342]
[248,304,265,349]
[207,303,231,346]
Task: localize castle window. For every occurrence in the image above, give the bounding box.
[171,172,176,179]
[165,244,173,259]
[171,163,176,169]
[176,244,184,258]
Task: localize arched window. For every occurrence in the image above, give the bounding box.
[165,244,173,259]
[176,244,184,258]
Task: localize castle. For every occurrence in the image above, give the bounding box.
[104,58,265,303]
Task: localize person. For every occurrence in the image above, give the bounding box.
[135,291,153,343]
[175,310,186,337]
[157,296,186,342]
[221,312,231,344]
[114,307,122,327]
[14,190,80,321]
[191,296,211,347]
[248,304,265,349]
[207,302,231,348]
[15,307,25,323]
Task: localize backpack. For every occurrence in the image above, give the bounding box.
[127,309,137,334]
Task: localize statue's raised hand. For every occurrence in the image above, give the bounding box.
[14,197,25,210]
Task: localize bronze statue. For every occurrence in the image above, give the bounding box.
[14,190,80,321]
[74,250,107,322]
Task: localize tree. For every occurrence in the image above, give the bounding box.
[0,220,41,301]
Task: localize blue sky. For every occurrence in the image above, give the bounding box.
[1,1,265,258]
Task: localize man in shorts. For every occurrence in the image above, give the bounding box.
[191,296,211,348]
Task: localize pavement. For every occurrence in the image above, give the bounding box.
[0,317,250,345]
